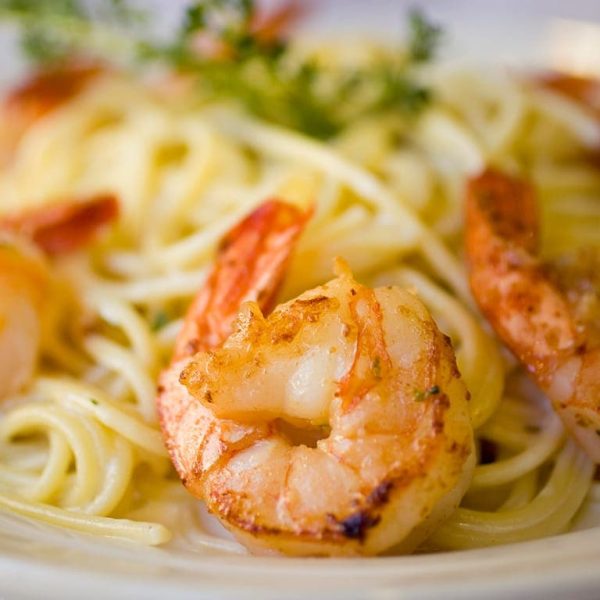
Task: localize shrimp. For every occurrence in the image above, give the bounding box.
[0,195,119,255]
[465,168,600,461]
[0,235,47,399]
[0,63,101,165]
[0,195,119,399]
[535,72,600,164]
[537,72,600,118]
[157,200,474,556]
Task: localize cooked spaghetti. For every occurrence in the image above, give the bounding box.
[0,57,598,553]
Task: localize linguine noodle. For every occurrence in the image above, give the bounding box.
[0,62,598,552]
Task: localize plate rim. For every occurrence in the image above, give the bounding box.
[1,1,600,597]
[1,524,599,599]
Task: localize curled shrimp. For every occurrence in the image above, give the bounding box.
[158,200,474,556]
[0,195,119,399]
[466,168,600,461]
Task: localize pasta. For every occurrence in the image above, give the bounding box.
[0,60,598,554]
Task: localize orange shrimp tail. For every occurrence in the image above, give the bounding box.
[465,168,578,382]
[466,168,538,253]
[174,199,311,360]
[0,195,119,255]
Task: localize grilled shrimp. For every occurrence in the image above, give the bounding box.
[0,235,47,399]
[537,73,600,118]
[0,196,118,399]
[0,195,118,256]
[466,168,600,461]
[157,200,474,556]
[0,63,101,165]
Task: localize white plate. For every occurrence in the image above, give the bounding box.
[1,2,600,598]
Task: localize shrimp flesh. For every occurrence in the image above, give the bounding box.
[158,200,474,556]
[0,195,119,399]
[466,168,600,461]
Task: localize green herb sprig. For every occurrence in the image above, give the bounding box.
[0,0,442,138]
[0,0,143,63]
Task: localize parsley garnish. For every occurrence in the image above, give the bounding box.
[151,310,170,332]
[408,9,442,63]
[0,1,442,138]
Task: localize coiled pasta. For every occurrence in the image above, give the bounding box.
[0,64,597,552]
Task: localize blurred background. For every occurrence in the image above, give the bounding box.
[1,0,600,87]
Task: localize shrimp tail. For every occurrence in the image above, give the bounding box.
[0,195,119,256]
[174,199,311,359]
[157,199,310,482]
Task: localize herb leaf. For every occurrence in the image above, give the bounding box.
[407,8,442,63]
[3,0,82,64]
[151,310,170,332]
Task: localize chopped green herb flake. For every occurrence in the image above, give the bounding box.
[151,311,169,331]
[372,356,382,379]
[89,397,99,405]
[414,385,440,402]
